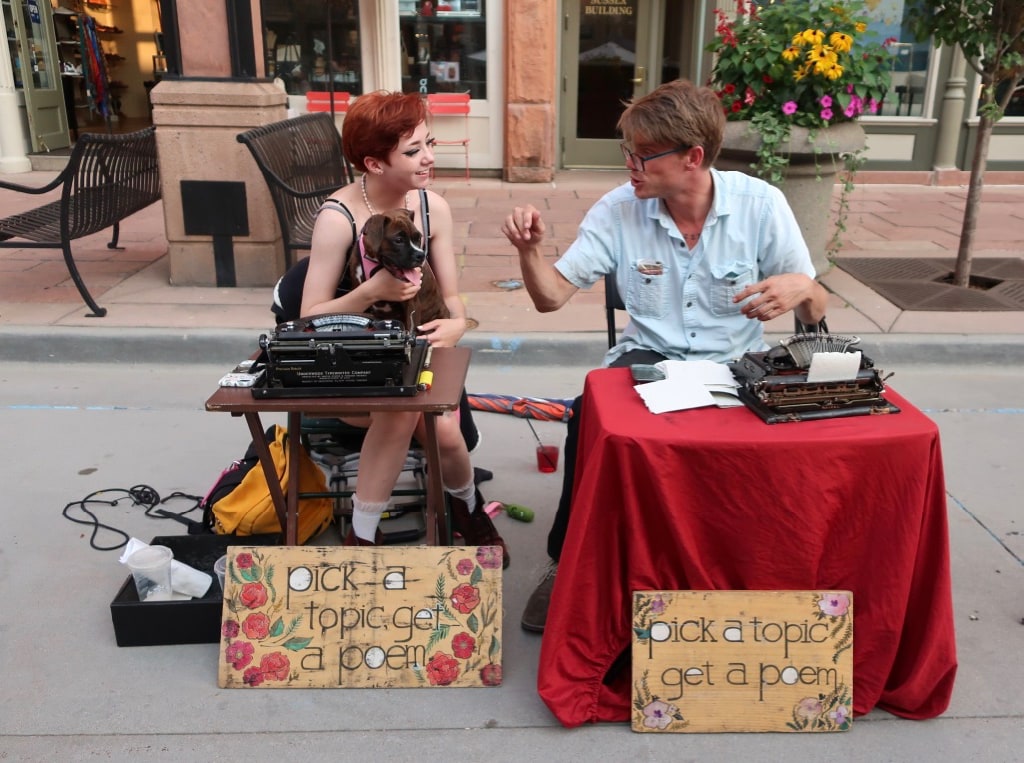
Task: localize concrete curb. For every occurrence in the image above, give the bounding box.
[4,325,1024,366]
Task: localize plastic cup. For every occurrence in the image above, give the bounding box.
[125,545,174,602]
[214,555,228,592]
[536,444,559,473]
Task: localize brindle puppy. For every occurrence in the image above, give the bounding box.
[348,208,449,330]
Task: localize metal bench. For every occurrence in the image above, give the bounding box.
[0,126,161,317]
[236,113,355,269]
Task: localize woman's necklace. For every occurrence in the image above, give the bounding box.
[361,173,409,216]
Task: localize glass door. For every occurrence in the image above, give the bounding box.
[561,0,654,167]
[10,0,69,151]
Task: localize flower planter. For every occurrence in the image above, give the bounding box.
[715,120,866,274]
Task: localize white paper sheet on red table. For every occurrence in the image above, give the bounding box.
[634,360,743,414]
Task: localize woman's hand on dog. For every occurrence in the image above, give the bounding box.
[417,317,466,347]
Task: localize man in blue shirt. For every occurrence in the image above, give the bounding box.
[502,79,828,633]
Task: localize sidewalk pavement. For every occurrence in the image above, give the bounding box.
[1,169,1023,365]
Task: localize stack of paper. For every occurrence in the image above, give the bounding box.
[634,360,743,414]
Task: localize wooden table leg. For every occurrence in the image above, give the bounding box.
[286,411,302,545]
[421,413,448,546]
[243,413,289,540]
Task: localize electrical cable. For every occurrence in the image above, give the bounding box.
[61,485,203,551]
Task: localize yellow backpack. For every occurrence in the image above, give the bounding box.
[204,425,333,543]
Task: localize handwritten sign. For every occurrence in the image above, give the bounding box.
[218,545,502,689]
[631,590,853,733]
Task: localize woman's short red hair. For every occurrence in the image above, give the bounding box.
[342,91,429,174]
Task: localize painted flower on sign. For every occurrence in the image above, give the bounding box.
[475,546,503,570]
[259,652,291,681]
[450,583,481,614]
[425,652,461,686]
[817,592,850,617]
[225,639,254,670]
[451,631,476,659]
[642,699,680,730]
[242,612,271,640]
[239,581,268,610]
[479,663,502,686]
[456,558,475,576]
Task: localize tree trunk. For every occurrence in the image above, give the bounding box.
[955,113,993,287]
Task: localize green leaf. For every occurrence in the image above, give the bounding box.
[282,636,312,651]
[270,617,284,638]
[468,613,479,633]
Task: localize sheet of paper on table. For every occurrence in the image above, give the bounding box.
[806,350,862,383]
[634,359,743,414]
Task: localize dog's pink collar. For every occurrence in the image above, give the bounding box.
[358,234,422,287]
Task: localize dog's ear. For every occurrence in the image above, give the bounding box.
[361,214,387,256]
[398,208,415,225]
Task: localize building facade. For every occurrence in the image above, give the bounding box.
[2,0,1023,180]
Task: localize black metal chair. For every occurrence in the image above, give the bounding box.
[236,113,355,268]
[0,127,161,317]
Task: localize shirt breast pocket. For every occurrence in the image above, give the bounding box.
[625,264,669,318]
[710,263,753,316]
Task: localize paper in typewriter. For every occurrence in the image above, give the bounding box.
[634,360,743,414]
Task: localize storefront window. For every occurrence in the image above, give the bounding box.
[862,1,933,118]
[262,0,363,96]
[399,1,487,99]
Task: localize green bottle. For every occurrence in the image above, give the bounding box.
[504,503,534,523]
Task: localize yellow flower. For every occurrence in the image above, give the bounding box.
[824,62,845,80]
[808,45,838,65]
[798,28,825,46]
[855,21,867,33]
[793,63,811,81]
[829,32,854,53]
[782,46,802,62]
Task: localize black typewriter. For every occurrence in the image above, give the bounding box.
[253,313,428,398]
[728,334,899,423]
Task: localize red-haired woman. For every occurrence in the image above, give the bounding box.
[276,91,508,564]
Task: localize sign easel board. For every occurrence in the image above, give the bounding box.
[631,590,853,733]
[218,545,503,689]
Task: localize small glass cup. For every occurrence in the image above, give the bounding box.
[214,555,228,592]
[126,545,174,602]
[536,444,559,473]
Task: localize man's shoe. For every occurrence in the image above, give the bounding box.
[449,489,511,569]
[343,527,383,546]
[521,561,557,633]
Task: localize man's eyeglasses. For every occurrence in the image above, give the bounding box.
[620,143,690,172]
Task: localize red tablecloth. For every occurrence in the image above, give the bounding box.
[538,368,957,727]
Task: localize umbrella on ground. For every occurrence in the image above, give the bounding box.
[467,393,574,422]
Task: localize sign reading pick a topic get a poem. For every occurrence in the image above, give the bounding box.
[631,590,853,733]
[218,545,503,689]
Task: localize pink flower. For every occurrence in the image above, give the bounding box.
[242,667,264,686]
[642,699,679,729]
[782,101,797,115]
[426,652,460,686]
[819,94,833,108]
[450,583,481,614]
[818,592,850,616]
[479,663,503,686]
[235,553,254,569]
[239,582,268,609]
[830,705,850,725]
[224,639,254,670]
[475,546,502,570]
[650,595,666,615]
[868,98,880,114]
[796,697,823,719]
[221,620,239,639]
[820,108,833,121]
[456,558,475,575]
[451,631,476,659]
[242,612,271,640]
[259,652,291,681]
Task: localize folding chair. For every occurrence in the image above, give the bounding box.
[426,92,471,182]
